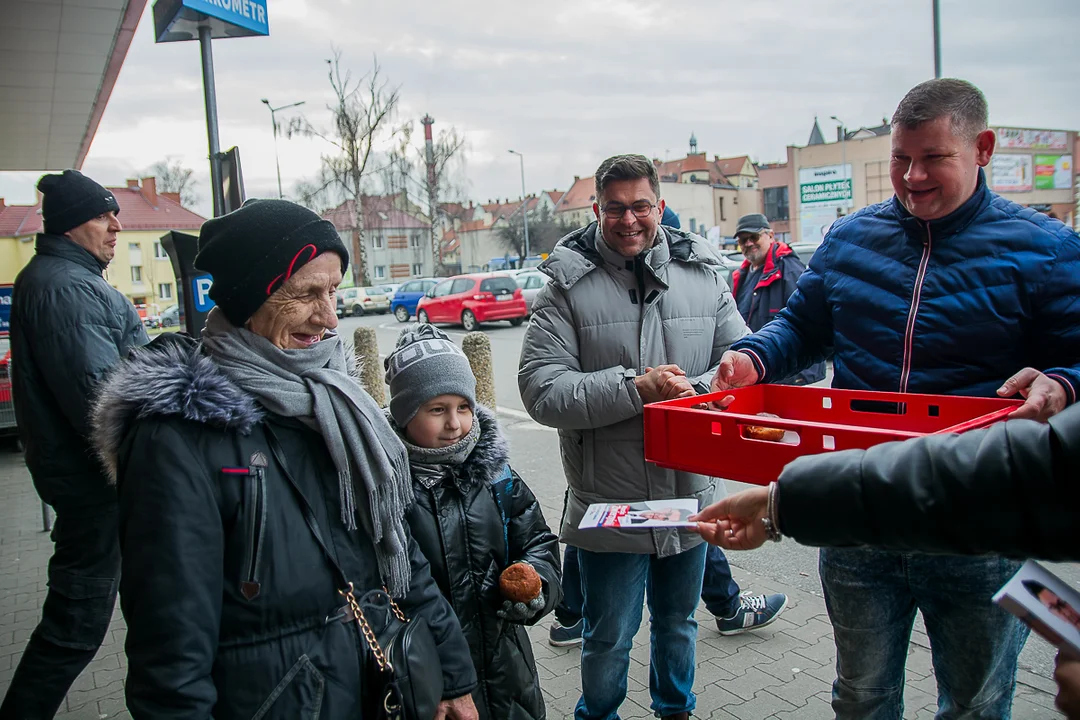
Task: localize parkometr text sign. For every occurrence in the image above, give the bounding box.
[185,0,267,35]
[153,0,268,42]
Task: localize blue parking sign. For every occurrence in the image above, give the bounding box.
[0,284,12,337]
[192,275,216,312]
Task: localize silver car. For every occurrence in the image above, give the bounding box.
[515,271,549,315]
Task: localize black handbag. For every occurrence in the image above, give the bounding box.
[340,583,444,720]
[263,427,445,720]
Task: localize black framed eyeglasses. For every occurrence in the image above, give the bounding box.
[601,201,657,220]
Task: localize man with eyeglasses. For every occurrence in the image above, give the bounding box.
[519,154,752,720]
[730,213,824,386]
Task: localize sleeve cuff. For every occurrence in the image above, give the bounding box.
[1046,373,1077,405]
[739,349,767,382]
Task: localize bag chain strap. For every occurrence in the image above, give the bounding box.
[339,581,394,673]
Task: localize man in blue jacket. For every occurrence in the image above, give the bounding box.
[712,78,1080,718]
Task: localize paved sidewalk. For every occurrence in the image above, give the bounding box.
[0,439,1063,719]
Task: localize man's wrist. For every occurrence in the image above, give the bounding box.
[762,482,782,542]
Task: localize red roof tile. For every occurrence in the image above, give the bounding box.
[654,155,728,184]
[0,180,205,237]
[458,219,490,232]
[555,176,596,211]
[547,190,564,206]
[0,204,39,236]
[714,155,752,177]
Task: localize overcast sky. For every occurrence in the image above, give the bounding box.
[2,0,1078,218]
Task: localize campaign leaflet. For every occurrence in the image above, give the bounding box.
[578,499,698,530]
[993,560,1080,655]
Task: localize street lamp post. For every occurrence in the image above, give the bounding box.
[830,115,849,216]
[261,98,305,199]
[508,149,530,261]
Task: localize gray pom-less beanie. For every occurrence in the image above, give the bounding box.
[384,324,477,426]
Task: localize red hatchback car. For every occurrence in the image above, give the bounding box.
[416,273,528,331]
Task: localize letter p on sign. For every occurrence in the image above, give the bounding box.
[193,275,216,312]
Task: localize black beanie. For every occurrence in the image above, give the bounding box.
[193,198,350,326]
[37,170,120,235]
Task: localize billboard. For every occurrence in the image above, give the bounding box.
[1034,155,1073,190]
[799,164,852,243]
[996,128,1068,151]
[799,164,853,206]
[990,154,1032,192]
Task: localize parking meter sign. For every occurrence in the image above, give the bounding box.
[193,276,215,312]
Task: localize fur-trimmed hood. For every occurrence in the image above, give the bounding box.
[388,404,510,489]
[92,333,263,481]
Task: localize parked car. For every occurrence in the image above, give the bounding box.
[337,286,390,317]
[390,278,440,322]
[788,241,822,262]
[158,304,180,328]
[376,283,401,300]
[515,271,549,315]
[416,273,527,331]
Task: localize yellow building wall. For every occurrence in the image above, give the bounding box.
[0,230,182,312]
[102,230,181,313]
[0,236,36,284]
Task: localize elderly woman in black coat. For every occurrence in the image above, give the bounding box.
[93,199,478,719]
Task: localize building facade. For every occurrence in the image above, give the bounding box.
[324,194,435,284]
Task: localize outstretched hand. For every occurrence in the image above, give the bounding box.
[690,486,771,551]
[708,351,760,408]
[999,367,1067,422]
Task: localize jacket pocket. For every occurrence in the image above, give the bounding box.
[251,654,326,720]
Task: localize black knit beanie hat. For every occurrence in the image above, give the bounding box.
[193,198,350,326]
[37,170,120,235]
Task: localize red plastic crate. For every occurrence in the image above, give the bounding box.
[644,385,1023,486]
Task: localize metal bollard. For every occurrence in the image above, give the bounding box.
[462,331,496,409]
[353,326,387,407]
[41,500,53,533]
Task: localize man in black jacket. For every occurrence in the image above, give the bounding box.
[2,170,147,719]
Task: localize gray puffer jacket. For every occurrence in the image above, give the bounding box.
[518,222,749,555]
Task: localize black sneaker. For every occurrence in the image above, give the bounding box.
[714,593,788,635]
[548,618,584,647]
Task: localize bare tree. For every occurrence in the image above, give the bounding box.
[292,49,401,287]
[146,157,198,208]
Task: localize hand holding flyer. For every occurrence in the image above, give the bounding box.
[578,499,698,530]
[993,560,1080,656]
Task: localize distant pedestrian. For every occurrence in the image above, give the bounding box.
[2,170,148,719]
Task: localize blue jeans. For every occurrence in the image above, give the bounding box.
[700,544,742,617]
[820,547,1029,720]
[555,544,584,626]
[575,543,707,720]
[561,544,741,624]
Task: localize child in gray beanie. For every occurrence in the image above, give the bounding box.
[384,324,561,719]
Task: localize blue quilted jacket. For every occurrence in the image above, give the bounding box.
[733,170,1080,402]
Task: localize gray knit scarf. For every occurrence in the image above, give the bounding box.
[202,307,414,597]
[399,419,481,490]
